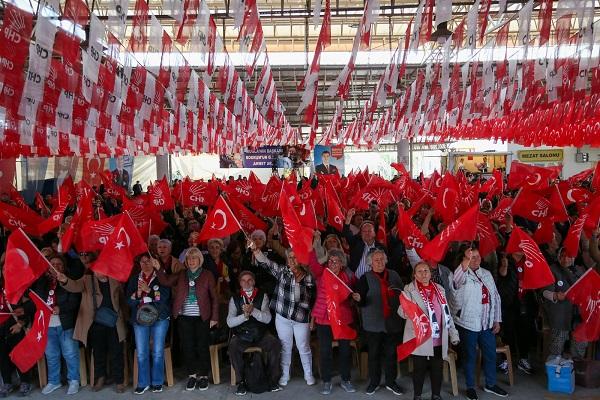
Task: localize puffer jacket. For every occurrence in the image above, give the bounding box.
[398,281,459,359]
[450,267,502,332]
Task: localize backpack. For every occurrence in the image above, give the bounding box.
[243,351,269,394]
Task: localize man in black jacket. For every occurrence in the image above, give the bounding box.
[343,209,386,278]
[226,271,281,395]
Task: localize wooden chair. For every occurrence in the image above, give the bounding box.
[230,347,263,385]
[443,349,459,397]
[132,343,174,387]
[476,344,513,387]
[36,347,89,389]
[209,342,228,385]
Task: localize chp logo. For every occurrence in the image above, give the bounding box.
[187,183,206,204]
[532,199,549,218]
[517,238,546,269]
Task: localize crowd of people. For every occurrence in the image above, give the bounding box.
[0,166,598,400]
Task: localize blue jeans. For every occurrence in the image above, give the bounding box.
[45,326,80,384]
[133,319,169,388]
[458,326,497,389]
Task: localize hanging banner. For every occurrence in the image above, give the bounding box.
[314,144,345,175]
[108,155,134,189]
[0,159,17,191]
[241,146,284,168]
[54,157,79,187]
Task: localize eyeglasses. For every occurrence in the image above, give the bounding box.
[79,253,89,257]
[328,259,342,265]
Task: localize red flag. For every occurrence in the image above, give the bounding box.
[420,205,479,263]
[82,158,106,187]
[325,182,345,232]
[477,213,499,258]
[433,172,459,223]
[295,199,318,231]
[8,186,35,214]
[228,196,268,234]
[396,293,432,361]
[77,215,121,252]
[226,179,254,203]
[566,268,600,342]
[9,291,52,372]
[91,213,148,282]
[279,189,314,264]
[558,181,591,205]
[181,179,219,207]
[563,214,587,258]
[510,190,552,223]
[0,202,45,236]
[507,162,559,191]
[4,229,52,303]
[489,197,513,222]
[197,196,242,242]
[567,168,594,187]
[533,220,555,245]
[505,226,555,290]
[592,162,600,193]
[34,193,50,214]
[122,201,168,239]
[322,269,357,340]
[148,176,175,211]
[376,209,387,247]
[548,185,569,223]
[396,206,428,253]
[481,169,504,199]
[0,159,16,189]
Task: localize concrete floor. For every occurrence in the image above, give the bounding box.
[18,363,600,400]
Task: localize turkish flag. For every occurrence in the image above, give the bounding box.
[420,205,479,263]
[148,176,175,211]
[563,214,587,258]
[322,268,357,340]
[477,213,499,257]
[396,206,428,254]
[566,268,600,342]
[592,162,600,193]
[507,161,559,191]
[279,189,314,265]
[510,190,552,223]
[505,226,555,290]
[9,291,52,373]
[433,172,459,223]
[558,181,592,205]
[568,168,594,187]
[4,229,52,304]
[325,182,345,232]
[295,199,318,230]
[82,158,105,187]
[481,169,504,199]
[197,196,242,242]
[0,202,45,237]
[548,185,569,223]
[91,213,148,282]
[396,293,432,361]
[0,159,16,189]
[181,178,219,207]
[533,219,555,245]
[228,196,268,234]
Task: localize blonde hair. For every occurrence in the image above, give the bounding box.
[185,247,204,268]
[207,238,224,248]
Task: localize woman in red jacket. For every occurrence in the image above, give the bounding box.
[309,248,360,395]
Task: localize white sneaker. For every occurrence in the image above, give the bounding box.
[67,381,79,395]
[305,375,316,386]
[42,383,62,395]
[278,377,289,387]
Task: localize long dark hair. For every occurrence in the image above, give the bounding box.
[454,241,479,269]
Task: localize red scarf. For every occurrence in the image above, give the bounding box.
[241,288,258,304]
[516,258,525,300]
[373,270,391,319]
[416,280,447,308]
[216,260,226,277]
[0,290,7,312]
[473,269,490,304]
[46,278,58,307]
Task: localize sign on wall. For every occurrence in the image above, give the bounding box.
[518,149,564,163]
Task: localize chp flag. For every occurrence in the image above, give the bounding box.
[566,268,600,342]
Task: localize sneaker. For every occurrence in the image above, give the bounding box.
[235,382,247,396]
[185,376,197,391]
[498,360,509,375]
[340,380,356,393]
[42,383,63,395]
[196,376,209,391]
[432,395,443,400]
[484,385,508,397]
[278,377,289,387]
[466,388,478,400]
[518,359,533,375]
[305,375,316,386]
[151,385,163,393]
[320,382,332,395]
[385,383,404,396]
[134,386,150,395]
[67,381,80,395]
[365,383,379,395]
[0,384,13,398]
[269,384,282,392]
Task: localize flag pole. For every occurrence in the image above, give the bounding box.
[324,267,353,294]
[220,194,250,242]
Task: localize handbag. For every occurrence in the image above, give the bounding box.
[92,276,118,328]
[136,304,159,326]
